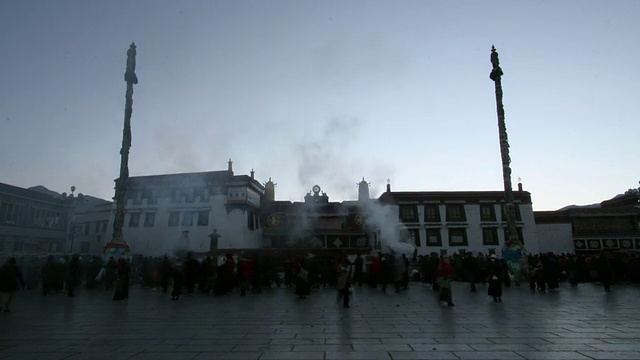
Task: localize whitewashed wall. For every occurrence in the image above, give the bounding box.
[386,202,540,256]
[536,223,574,254]
[112,194,262,257]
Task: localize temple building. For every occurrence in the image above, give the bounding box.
[378,181,540,256]
[535,190,640,254]
[261,181,374,251]
[105,160,265,257]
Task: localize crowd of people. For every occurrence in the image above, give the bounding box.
[0,250,638,312]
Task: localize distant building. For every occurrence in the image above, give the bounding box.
[109,161,265,257]
[0,183,71,254]
[535,191,640,254]
[378,184,539,256]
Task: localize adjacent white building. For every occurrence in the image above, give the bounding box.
[378,186,539,256]
[101,161,264,257]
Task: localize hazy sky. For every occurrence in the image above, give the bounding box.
[1,1,638,211]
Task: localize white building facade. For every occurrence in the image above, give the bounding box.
[378,190,540,256]
[101,164,264,257]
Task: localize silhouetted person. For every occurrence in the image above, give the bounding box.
[353,254,364,287]
[0,258,25,312]
[598,254,614,293]
[171,264,184,300]
[67,254,82,297]
[488,255,503,302]
[41,256,56,296]
[113,259,130,301]
[160,256,172,293]
[104,257,117,290]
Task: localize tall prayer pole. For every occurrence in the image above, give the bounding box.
[111,43,138,245]
[489,46,524,277]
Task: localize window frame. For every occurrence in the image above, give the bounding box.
[424,204,441,223]
[446,204,467,222]
[425,228,442,247]
[448,227,468,246]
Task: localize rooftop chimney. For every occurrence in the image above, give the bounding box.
[517,177,523,192]
[250,169,255,180]
[386,179,391,193]
[227,159,233,174]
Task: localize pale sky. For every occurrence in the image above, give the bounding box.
[1,1,638,211]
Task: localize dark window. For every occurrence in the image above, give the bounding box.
[197,211,209,226]
[128,213,140,227]
[144,213,155,227]
[184,189,195,203]
[182,211,193,226]
[248,212,255,230]
[446,204,466,222]
[482,227,499,245]
[480,204,496,222]
[426,228,442,246]
[502,227,525,244]
[171,189,181,204]
[501,204,522,221]
[399,205,418,222]
[194,188,204,202]
[102,221,107,232]
[84,224,90,235]
[80,242,90,253]
[96,234,102,243]
[133,190,142,205]
[448,228,468,246]
[168,212,180,227]
[424,204,441,222]
[0,203,20,224]
[95,222,101,233]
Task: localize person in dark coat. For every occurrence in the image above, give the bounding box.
[463,253,479,292]
[0,258,25,312]
[104,257,117,290]
[295,258,311,299]
[41,256,56,296]
[113,258,130,301]
[171,263,184,301]
[487,255,503,303]
[160,255,172,293]
[66,254,82,297]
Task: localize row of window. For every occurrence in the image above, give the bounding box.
[125,187,227,205]
[78,221,108,236]
[400,204,522,223]
[127,211,210,228]
[0,203,66,229]
[406,227,524,247]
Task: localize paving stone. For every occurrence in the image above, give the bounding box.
[325,351,392,359]
[579,352,640,359]
[258,351,325,359]
[193,352,261,360]
[64,353,139,360]
[1,283,639,360]
[515,351,593,359]
[454,351,526,359]
[389,352,458,359]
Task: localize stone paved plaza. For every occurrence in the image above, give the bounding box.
[1,282,639,360]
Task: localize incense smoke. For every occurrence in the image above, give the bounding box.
[293,117,410,253]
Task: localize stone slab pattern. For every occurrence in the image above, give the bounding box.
[1,283,639,360]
